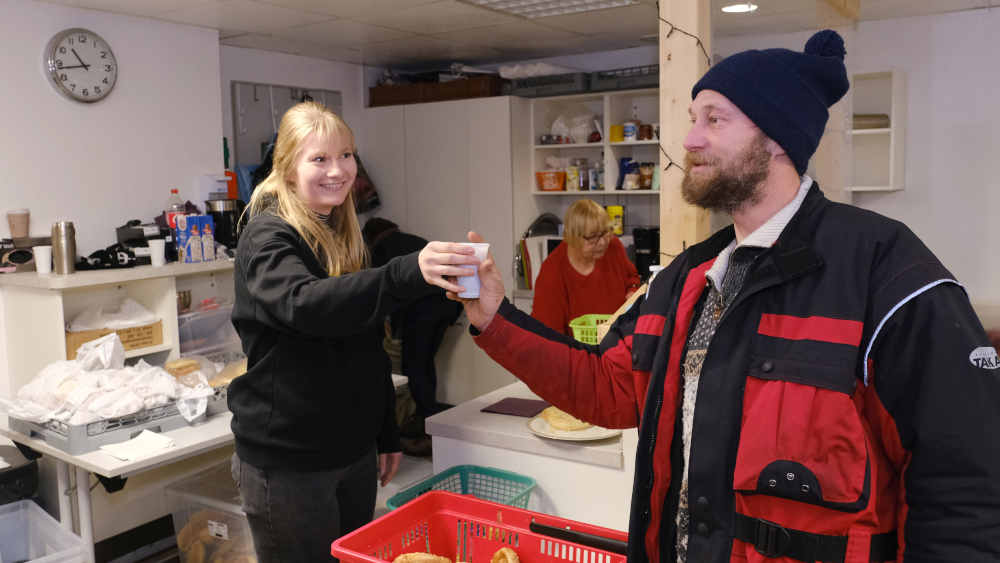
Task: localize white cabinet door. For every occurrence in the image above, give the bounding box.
[359,106,407,228]
[404,100,471,244]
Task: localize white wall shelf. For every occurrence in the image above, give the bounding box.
[531,190,659,196]
[526,88,661,247]
[849,71,905,193]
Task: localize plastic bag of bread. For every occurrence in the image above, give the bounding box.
[165,355,217,385]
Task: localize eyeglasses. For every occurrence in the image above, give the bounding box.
[582,228,613,243]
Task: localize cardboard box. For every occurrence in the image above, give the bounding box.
[175,214,203,263]
[65,320,163,360]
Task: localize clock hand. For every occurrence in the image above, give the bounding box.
[59,64,88,70]
[70,48,90,71]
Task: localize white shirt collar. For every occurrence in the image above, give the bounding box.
[705,175,813,289]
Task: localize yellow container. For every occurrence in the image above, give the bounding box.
[609,124,625,143]
[607,205,624,235]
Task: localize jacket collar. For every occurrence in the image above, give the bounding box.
[687,181,827,281]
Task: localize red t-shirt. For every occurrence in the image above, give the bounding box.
[531,237,640,336]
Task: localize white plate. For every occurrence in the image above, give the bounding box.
[527,416,622,441]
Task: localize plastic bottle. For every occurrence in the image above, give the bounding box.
[165,189,185,230]
[223,137,238,200]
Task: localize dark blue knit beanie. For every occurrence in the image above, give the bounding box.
[691,29,850,175]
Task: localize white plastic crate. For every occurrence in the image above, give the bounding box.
[0,500,85,563]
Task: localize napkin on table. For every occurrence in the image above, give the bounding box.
[99,429,175,461]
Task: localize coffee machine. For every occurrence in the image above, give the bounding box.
[205,199,246,252]
[632,227,660,282]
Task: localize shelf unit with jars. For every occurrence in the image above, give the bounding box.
[848,71,905,193]
[530,88,660,196]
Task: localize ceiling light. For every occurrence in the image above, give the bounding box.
[463,0,639,19]
[721,3,758,13]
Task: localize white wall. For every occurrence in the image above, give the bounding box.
[0,0,222,256]
[715,8,1000,305]
[220,45,366,165]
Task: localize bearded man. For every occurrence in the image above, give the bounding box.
[451,29,1000,563]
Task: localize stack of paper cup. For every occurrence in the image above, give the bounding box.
[149,239,166,267]
[34,245,52,274]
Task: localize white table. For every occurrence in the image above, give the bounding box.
[0,374,409,562]
[426,381,637,531]
[0,412,234,563]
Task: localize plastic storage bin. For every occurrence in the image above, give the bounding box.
[165,461,255,563]
[386,465,535,510]
[508,73,589,97]
[590,64,659,92]
[0,499,85,563]
[569,314,613,345]
[332,490,628,563]
[178,304,239,356]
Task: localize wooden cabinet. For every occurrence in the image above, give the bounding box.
[848,71,905,193]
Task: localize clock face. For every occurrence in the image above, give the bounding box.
[45,28,118,103]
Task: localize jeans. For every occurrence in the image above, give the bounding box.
[231,449,377,562]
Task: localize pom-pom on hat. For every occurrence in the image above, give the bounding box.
[691,29,850,175]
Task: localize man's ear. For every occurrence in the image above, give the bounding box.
[765,137,786,157]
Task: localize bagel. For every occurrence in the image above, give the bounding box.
[165,358,200,378]
[492,547,520,563]
[539,406,592,431]
[392,553,451,563]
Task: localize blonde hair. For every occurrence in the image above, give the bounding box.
[563,199,612,247]
[244,102,366,276]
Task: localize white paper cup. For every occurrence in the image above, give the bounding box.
[34,245,52,274]
[456,242,489,298]
[148,239,166,267]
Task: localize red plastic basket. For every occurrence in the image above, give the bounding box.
[332,491,628,563]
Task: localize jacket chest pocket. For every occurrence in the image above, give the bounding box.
[734,354,870,512]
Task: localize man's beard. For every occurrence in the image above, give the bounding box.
[681,134,771,214]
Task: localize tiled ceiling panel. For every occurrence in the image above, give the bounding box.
[39,0,993,67]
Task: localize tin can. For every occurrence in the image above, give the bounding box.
[51,221,76,275]
[607,205,624,235]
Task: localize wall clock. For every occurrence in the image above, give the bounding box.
[44,28,118,103]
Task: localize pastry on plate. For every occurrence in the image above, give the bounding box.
[539,406,592,431]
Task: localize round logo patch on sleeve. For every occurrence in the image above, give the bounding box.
[969,346,999,370]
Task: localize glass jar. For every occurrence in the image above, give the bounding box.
[571,158,590,191]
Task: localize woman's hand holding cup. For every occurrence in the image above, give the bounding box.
[449,232,504,332]
[418,240,478,295]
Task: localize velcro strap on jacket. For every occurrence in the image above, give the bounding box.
[733,513,897,562]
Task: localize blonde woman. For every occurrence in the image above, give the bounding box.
[229,102,475,562]
[531,199,640,336]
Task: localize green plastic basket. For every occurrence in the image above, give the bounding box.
[569,314,613,345]
[386,465,536,510]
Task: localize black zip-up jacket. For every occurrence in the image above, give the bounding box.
[474,184,1000,562]
[229,214,434,471]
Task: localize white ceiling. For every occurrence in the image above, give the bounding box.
[41,0,995,68]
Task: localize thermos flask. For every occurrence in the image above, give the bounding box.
[51,221,77,275]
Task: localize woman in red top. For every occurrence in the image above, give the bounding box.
[531,199,641,336]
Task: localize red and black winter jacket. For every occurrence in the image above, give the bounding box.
[473,184,1000,563]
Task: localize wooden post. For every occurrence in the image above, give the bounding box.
[812,1,857,204]
[658,0,712,263]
